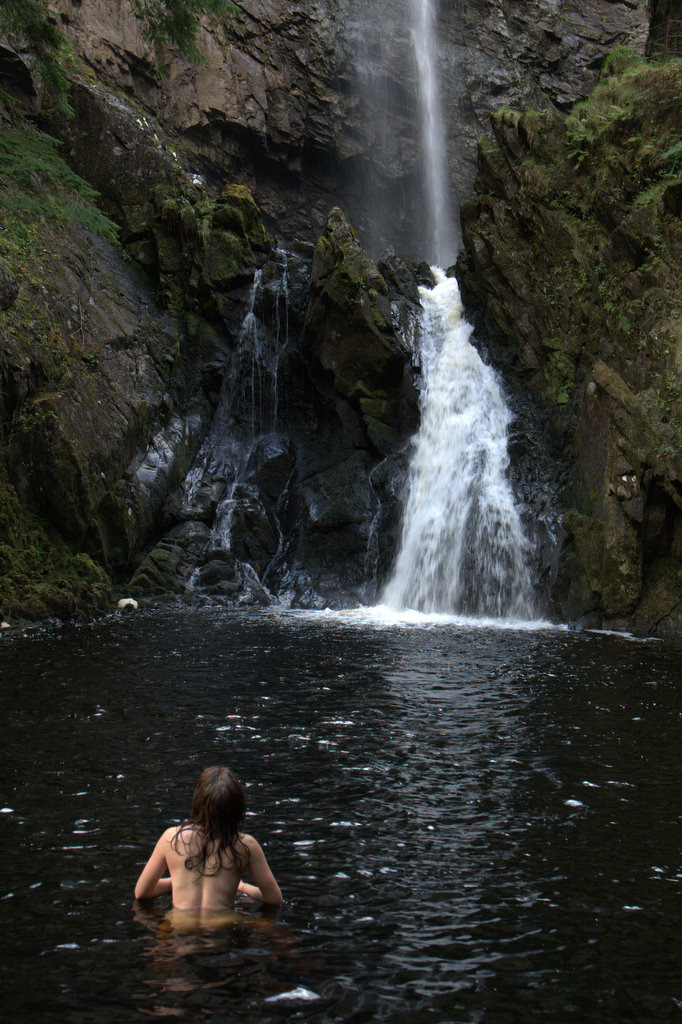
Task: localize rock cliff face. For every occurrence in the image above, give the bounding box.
[0,2,672,630]
[457,51,682,636]
[48,0,647,258]
[0,58,424,618]
[127,207,423,609]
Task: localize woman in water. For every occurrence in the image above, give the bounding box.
[134,765,282,910]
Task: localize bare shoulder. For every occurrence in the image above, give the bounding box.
[239,832,262,853]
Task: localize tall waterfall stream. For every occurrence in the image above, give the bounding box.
[381,0,533,618]
[409,0,457,265]
[383,271,534,618]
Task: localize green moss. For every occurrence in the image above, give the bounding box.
[601,45,645,78]
[563,510,605,617]
[151,178,270,320]
[368,287,389,330]
[543,349,575,405]
[213,184,270,252]
[0,474,112,620]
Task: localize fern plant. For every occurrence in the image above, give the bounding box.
[0,124,119,241]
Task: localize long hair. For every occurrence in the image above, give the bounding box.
[172,766,248,876]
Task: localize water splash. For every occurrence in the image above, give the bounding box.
[383,270,534,618]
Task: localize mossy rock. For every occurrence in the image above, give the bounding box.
[149,180,271,324]
[128,540,184,595]
[213,185,270,253]
[562,510,605,619]
[0,475,112,620]
[303,208,405,402]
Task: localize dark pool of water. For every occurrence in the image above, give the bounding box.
[1,607,681,1023]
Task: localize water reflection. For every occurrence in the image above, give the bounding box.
[132,900,308,1017]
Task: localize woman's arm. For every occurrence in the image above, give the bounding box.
[134,830,173,900]
[239,835,282,905]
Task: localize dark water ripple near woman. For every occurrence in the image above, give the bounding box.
[1,606,681,1023]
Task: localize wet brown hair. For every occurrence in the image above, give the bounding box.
[172,765,248,875]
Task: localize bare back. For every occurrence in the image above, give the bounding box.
[135,823,282,908]
[163,826,246,910]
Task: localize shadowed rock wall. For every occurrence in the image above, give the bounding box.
[456,52,682,636]
[48,0,648,257]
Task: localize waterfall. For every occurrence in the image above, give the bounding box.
[375,3,534,618]
[409,0,457,265]
[382,271,534,618]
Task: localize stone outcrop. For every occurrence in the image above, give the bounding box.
[0,212,184,618]
[125,208,424,610]
[46,0,647,258]
[457,51,682,636]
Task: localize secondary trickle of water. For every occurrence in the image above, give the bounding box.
[176,252,294,571]
[409,0,457,265]
[383,270,534,617]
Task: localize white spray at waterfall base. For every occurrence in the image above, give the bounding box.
[383,270,535,618]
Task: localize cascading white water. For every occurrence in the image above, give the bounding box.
[383,271,534,618]
[376,2,534,618]
[409,0,457,265]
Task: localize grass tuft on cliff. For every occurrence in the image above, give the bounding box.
[0,120,119,242]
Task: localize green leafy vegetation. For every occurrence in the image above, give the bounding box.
[0,123,119,241]
[563,49,682,183]
[0,0,72,109]
[129,0,239,65]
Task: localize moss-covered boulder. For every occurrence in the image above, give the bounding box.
[457,51,682,636]
[302,208,420,456]
[151,180,271,334]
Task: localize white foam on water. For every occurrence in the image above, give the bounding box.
[284,605,562,632]
[265,987,321,1004]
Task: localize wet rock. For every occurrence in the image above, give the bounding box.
[197,550,239,593]
[230,486,279,570]
[244,435,296,504]
[128,521,211,596]
[302,208,420,455]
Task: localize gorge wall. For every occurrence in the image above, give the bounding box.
[457,50,682,636]
[47,0,648,258]
[2,0,679,635]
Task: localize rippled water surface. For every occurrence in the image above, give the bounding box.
[1,607,681,1023]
